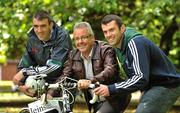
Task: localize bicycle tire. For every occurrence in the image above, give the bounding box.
[19,108,30,113]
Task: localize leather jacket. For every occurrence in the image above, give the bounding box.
[58,40,124,112]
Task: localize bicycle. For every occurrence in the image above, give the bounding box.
[18,74,77,113]
[19,74,99,113]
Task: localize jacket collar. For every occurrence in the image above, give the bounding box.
[117,27,142,53]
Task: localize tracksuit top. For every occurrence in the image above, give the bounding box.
[108,27,180,95]
[18,22,72,83]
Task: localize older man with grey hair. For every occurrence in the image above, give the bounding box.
[52,22,131,113]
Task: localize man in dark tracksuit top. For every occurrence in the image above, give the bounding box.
[13,10,72,97]
[93,14,180,113]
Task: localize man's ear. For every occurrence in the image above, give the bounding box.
[120,24,126,34]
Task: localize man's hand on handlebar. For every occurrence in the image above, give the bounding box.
[13,67,38,86]
[13,71,25,85]
[93,84,110,97]
[77,79,91,90]
[13,70,38,97]
[18,85,36,97]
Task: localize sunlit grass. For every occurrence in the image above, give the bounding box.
[0,102,179,113]
[0,103,89,113]
[0,84,179,113]
[0,107,20,113]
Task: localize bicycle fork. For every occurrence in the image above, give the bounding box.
[62,90,73,113]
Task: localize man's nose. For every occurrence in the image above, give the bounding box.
[37,27,43,32]
[106,31,111,37]
[77,38,84,43]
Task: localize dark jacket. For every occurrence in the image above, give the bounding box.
[109,27,180,95]
[18,22,73,83]
[58,40,125,112]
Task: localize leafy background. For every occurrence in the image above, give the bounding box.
[0,0,179,70]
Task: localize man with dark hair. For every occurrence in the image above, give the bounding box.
[94,14,180,113]
[13,10,72,97]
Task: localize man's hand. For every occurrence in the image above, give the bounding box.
[93,84,110,97]
[13,71,24,85]
[77,79,91,89]
[46,93,53,99]
[18,85,36,97]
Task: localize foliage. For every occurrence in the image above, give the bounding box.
[0,0,179,69]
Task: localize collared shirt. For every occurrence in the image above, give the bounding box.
[81,48,94,80]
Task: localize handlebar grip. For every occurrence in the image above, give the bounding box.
[38,74,47,77]
[89,82,100,104]
[88,84,95,89]
[90,93,98,104]
[48,83,59,89]
[88,82,100,89]
[62,83,77,87]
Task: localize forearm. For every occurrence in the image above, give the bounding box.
[13,71,25,85]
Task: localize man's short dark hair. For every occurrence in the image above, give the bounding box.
[101,14,123,28]
[33,10,53,23]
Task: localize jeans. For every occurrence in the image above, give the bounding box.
[94,101,116,113]
[94,94,131,113]
[136,85,180,113]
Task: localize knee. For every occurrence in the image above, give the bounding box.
[136,103,165,113]
[136,103,147,113]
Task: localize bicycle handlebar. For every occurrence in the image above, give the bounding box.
[88,82,100,89]
[46,82,99,90]
[46,82,77,89]
[44,79,100,105]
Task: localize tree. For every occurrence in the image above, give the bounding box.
[0,0,179,69]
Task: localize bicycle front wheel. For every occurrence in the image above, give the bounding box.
[19,108,30,113]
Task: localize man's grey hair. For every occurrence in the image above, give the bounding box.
[73,22,94,36]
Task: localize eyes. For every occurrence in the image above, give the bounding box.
[103,28,115,35]
[33,24,47,30]
[73,34,91,42]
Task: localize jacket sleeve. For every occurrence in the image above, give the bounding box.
[18,39,38,70]
[37,32,72,73]
[17,40,38,83]
[108,37,150,95]
[91,46,120,84]
[55,50,75,83]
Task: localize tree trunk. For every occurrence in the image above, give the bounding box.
[160,17,179,56]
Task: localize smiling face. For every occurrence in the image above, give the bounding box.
[33,18,53,41]
[73,27,95,57]
[101,20,125,48]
